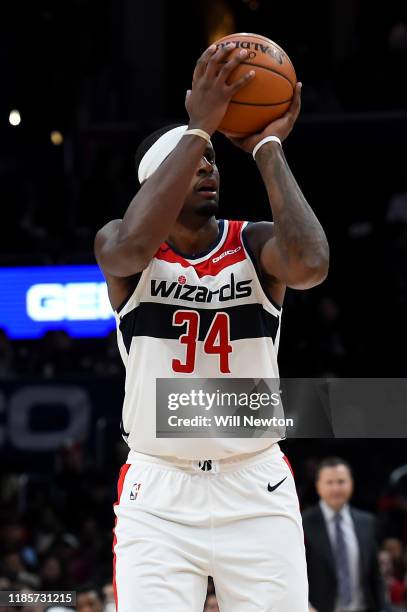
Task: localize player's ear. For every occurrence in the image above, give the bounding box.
[185,90,192,113]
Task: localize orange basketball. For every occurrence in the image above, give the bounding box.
[212,33,297,137]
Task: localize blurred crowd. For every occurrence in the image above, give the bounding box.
[0,330,122,381]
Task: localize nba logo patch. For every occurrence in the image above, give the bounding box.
[129,482,141,500]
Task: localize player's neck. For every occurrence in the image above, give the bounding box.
[167,216,219,256]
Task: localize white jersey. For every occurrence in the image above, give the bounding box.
[114,219,283,460]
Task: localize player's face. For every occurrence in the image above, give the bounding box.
[183,143,220,218]
[316,465,353,511]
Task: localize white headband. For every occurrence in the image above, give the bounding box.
[137,125,189,183]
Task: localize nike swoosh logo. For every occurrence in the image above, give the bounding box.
[267,476,287,492]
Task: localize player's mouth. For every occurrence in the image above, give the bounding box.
[195,178,218,198]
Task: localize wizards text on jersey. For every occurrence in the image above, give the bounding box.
[150,273,252,303]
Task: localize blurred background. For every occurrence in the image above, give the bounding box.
[1,0,407,609]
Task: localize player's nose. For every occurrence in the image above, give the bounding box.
[198,155,214,174]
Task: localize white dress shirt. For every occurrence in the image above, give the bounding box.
[319,500,367,612]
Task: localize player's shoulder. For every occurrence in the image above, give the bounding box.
[242,220,275,236]
[236,220,275,256]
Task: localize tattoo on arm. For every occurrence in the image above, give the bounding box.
[256,144,329,278]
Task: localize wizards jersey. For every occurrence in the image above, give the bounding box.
[114,219,283,460]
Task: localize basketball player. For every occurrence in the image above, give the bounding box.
[95,43,329,611]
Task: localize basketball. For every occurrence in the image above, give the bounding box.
[212,32,297,137]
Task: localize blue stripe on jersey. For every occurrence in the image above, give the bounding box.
[119,302,280,354]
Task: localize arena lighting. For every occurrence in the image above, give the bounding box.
[9,109,21,126]
[207,0,235,44]
[50,130,64,145]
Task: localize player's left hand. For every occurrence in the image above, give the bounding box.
[227,81,302,153]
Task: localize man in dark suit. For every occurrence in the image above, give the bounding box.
[302,457,388,612]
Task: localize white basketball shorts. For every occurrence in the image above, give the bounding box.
[113,443,308,611]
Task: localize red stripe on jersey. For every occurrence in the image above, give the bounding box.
[154,220,247,278]
[113,463,131,611]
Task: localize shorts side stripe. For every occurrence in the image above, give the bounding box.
[283,454,294,476]
[113,463,131,612]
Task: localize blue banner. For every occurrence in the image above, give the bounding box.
[0,265,115,338]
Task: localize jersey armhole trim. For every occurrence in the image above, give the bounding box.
[115,271,143,314]
[241,222,282,312]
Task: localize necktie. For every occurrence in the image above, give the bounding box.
[334,512,353,607]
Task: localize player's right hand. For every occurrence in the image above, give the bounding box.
[227,82,302,153]
[185,43,255,136]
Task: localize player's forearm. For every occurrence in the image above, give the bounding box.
[256,142,329,282]
[118,135,208,260]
